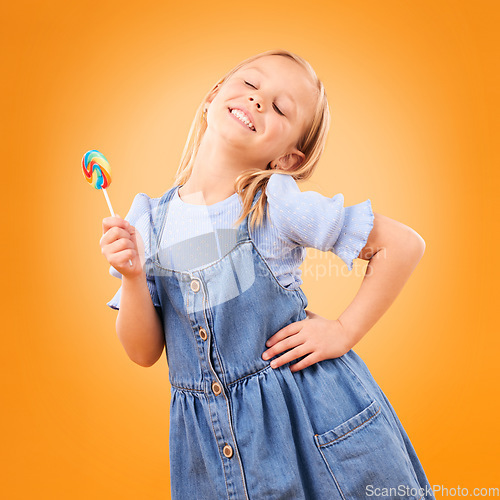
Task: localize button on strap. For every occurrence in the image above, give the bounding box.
[223,444,234,458]
[190,279,200,292]
[199,327,208,341]
[212,381,222,396]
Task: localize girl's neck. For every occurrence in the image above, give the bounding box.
[179,130,264,206]
[178,177,237,206]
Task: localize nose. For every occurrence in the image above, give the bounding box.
[248,96,262,110]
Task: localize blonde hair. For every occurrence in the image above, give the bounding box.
[172,48,331,231]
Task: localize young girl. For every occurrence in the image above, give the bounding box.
[101,49,435,500]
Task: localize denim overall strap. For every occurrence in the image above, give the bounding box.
[149,184,177,266]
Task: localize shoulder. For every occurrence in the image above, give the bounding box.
[266,173,345,225]
[267,173,315,204]
[264,173,346,249]
[267,172,301,194]
[121,193,165,250]
[266,173,345,209]
[128,192,160,214]
[124,192,161,225]
[265,173,375,269]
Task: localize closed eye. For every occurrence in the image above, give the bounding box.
[273,103,285,116]
[244,81,286,117]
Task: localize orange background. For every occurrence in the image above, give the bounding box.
[2,0,498,498]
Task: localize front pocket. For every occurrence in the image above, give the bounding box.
[314,400,424,500]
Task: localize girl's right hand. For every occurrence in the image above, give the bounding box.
[100,215,145,278]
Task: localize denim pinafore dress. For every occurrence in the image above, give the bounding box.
[148,184,435,500]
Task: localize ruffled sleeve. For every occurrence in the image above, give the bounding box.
[266,173,374,271]
[106,193,161,310]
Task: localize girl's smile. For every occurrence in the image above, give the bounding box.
[228,107,256,131]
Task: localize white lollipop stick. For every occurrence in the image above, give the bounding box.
[103,188,134,267]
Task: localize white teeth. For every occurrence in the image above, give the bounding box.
[231,109,255,130]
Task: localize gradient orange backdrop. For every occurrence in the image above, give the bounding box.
[2,0,498,498]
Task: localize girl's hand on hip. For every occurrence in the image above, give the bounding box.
[262,310,354,373]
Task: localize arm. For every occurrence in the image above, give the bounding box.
[262,212,426,371]
[101,215,165,367]
[337,212,426,348]
[116,271,165,368]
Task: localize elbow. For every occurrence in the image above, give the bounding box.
[117,334,164,368]
[420,238,426,255]
[405,228,426,261]
[135,359,156,368]
[367,215,426,265]
[116,313,165,368]
[131,351,162,368]
[132,342,164,367]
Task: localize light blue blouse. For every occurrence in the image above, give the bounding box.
[107,173,374,310]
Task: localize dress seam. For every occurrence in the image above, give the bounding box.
[170,383,205,393]
[227,364,273,387]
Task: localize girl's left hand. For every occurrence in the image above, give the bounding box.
[262,310,354,373]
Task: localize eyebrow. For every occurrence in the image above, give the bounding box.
[243,66,297,112]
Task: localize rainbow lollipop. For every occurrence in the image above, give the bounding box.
[82,150,133,267]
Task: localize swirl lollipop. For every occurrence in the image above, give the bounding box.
[82,150,133,267]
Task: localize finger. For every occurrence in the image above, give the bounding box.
[104,237,136,256]
[289,353,322,373]
[265,321,303,348]
[305,309,315,319]
[100,226,134,247]
[102,216,131,234]
[269,344,310,370]
[102,226,133,243]
[263,333,305,360]
[112,248,138,267]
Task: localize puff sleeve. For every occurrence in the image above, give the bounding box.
[106,193,161,310]
[266,173,374,271]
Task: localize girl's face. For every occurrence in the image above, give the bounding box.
[205,55,318,169]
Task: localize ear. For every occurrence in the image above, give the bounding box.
[274,148,305,171]
[205,83,222,107]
